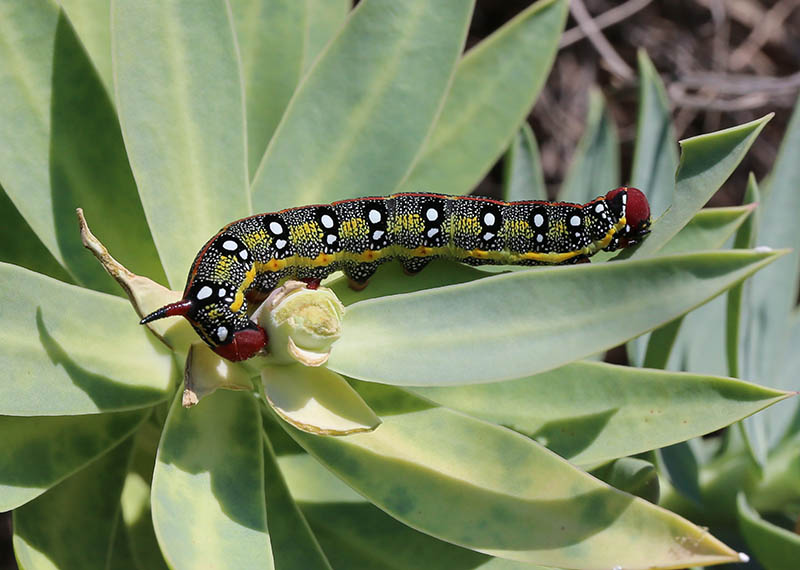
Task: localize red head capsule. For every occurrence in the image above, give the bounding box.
[605,186,651,246]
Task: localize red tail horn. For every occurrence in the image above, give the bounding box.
[140,300,193,325]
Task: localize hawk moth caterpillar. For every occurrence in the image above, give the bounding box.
[141,187,651,361]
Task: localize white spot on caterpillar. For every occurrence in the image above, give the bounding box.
[372,230,384,241]
[217,326,228,342]
[239,249,249,260]
[197,286,212,300]
[426,208,439,221]
[269,221,284,235]
[275,239,287,249]
[321,214,334,228]
[368,209,382,224]
[595,203,604,213]
[483,212,496,226]
[326,234,337,244]
[483,232,495,241]
[570,215,581,226]
[427,227,439,238]
[222,239,237,251]
[622,193,627,205]
[218,288,226,297]
[534,213,544,227]
[536,234,544,243]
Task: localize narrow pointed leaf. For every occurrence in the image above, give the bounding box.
[231,0,305,180]
[631,114,771,257]
[301,0,350,73]
[658,205,755,256]
[13,437,135,569]
[251,0,475,212]
[262,364,380,435]
[184,343,254,406]
[658,442,702,505]
[0,0,165,292]
[502,123,547,202]
[411,361,791,465]
[737,492,800,570]
[59,0,113,93]
[114,0,250,288]
[0,263,174,415]
[0,410,146,510]
[0,185,72,283]
[642,316,683,370]
[152,390,271,569]
[263,436,333,569]
[398,0,567,197]
[559,89,619,204]
[285,383,740,569]
[328,249,785,385]
[630,50,678,218]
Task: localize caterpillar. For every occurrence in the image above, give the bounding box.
[141,187,651,361]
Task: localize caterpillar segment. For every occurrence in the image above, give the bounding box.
[141,187,651,361]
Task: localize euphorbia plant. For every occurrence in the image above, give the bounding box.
[0,1,794,569]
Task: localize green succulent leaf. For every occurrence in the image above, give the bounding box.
[262,436,333,570]
[151,389,272,569]
[329,249,785,385]
[658,441,702,506]
[737,492,800,570]
[251,0,475,212]
[0,0,165,294]
[630,50,679,218]
[59,0,113,94]
[285,382,740,568]
[631,114,772,257]
[502,123,547,203]
[0,263,174,415]
[398,0,567,198]
[0,409,146,511]
[231,0,305,180]
[658,205,755,256]
[558,88,620,205]
[591,457,660,504]
[13,437,135,569]
[301,0,351,73]
[113,0,250,289]
[0,185,72,283]
[411,361,791,465]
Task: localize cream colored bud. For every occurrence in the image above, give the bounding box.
[252,280,345,366]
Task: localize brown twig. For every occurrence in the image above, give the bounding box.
[568,0,635,81]
[559,0,653,48]
[730,0,798,71]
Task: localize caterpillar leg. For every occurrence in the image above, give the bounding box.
[301,277,321,290]
[345,261,381,290]
[401,257,431,276]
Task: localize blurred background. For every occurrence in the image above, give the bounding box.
[2,1,798,568]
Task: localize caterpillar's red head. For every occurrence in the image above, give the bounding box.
[140,299,268,362]
[604,186,651,247]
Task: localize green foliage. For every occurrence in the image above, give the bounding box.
[0,1,796,568]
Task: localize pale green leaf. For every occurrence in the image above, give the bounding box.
[113,0,250,288]
[285,382,740,568]
[630,50,678,218]
[502,123,547,202]
[0,263,174,415]
[0,410,146,511]
[0,0,165,293]
[151,390,272,569]
[631,114,771,257]
[13,437,134,569]
[261,364,380,435]
[559,88,619,204]
[230,0,305,180]
[301,0,350,73]
[658,441,702,506]
[411,361,790,465]
[398,0,567,197]
[59,0,112,94]
[251,0,475,211]
[263,436,333,570]
[658,205,755,256]
[328,249,785,385]
[737,492,800,570]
